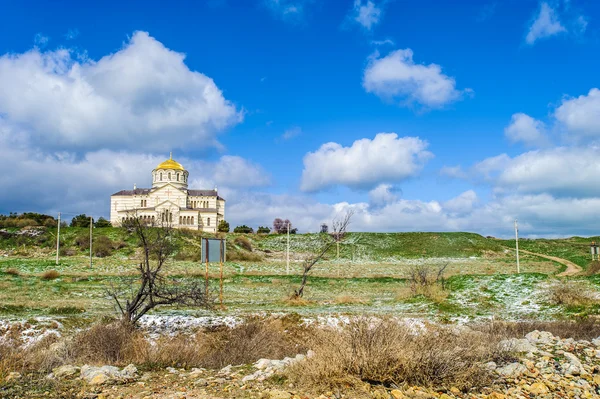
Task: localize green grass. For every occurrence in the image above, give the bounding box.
[502,237,597,269]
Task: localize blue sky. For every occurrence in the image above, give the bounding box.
[1,0,600,237]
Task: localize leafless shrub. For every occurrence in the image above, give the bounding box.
[93,236,114,258]
[286,317,505,392]
[41,270,60,280]
[234,236,253,252]
[404,263,449,303]
[547,280,597,307]
[473,318,600,341]
[72,322,138,364]
[107,214,211,325]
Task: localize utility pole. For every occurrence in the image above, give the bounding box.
[515,219,520,274]
[286,222,290,275]
[89,216,93,269]
[55,212,61,265]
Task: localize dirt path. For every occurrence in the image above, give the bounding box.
[518,249,582,276]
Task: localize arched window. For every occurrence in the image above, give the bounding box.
[207,217,210,226]
[177,173,180,181]
[160,173,163,181]
[179,216,182,224]
[168,172,171,180]
[191,216,194,225]
[169,212,173,223]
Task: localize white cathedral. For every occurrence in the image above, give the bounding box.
[110,155,225,232]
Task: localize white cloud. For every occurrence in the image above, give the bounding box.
[282,126,301,140]
[212,156,271,188]
[368,184,399,207]
[526,2,566,45]
[0,31,242,153]
[440,165,467,179]
[472,147,600,198]
[554,88,600,141]
[65,29,79,40]
[443,190,478,215]
[300,133,433,192]
[352,0,382,30]
[504,113,548,147]
[370,39,394,46]
[264,0,310,21]
[363,49,468,109]
[34,33,49,47]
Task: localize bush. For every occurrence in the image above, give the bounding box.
[95,217,112,228]
[217,220,230,233]
[257,226,271,234]
[233,225,253,234]
[474,318,600,341]
[75,233,90,250]
[4,268,20,276]
[70,214,93,227]
[234,236,252,252]
[227,249,262,262]
[548,280,596,307]
[72,322,138,364]
[286,318,505,391]
[93,236,114,257]
[41,270,60,280]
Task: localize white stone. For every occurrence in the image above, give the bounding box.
[526,330,555,345]
[53,365,79,378]
[496,362,527,378]
[500,338,538,354]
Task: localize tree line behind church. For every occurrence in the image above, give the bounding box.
[217,218,298,235]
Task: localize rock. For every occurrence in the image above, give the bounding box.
[563,352,584,376]
[390,389,405,399]
[90,373,110,386]
[53,365,79,379]
[526,330,555,345]
[5,372,21,382]
[485,361,498,371]
[528,382,549,395]
[501,338,538,354]
[487,393,506,399]
[255,359,271,370]
[267,389,292,399]
[121,364,137,378]
[193,378,208,386]
[497,362,528,378]
[166,367,179,374]
[219,364,233,375]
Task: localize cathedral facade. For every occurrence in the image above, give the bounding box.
[110,155,225,232]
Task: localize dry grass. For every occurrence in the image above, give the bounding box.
[547,280,597,307]
[227,249,263,262]
[474,318,600,341]
[334,295,368,305]
[40,270,60,280]
[4,268,20,276]
[234,236,253,252]
[286,317,506,392]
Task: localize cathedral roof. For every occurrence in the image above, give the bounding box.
[155,153,185,171]
[112,188,151,196]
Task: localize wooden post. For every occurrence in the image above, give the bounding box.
[515,219,520,274]
[55,212,61,265]
[89,216,93,269]
[205,238,209,295]
[220,239,224,310]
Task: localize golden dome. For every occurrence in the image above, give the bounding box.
[156,153,185,171]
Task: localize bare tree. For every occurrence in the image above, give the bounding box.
[407,263,449,293]
[107,212,212,325]
[292,210,353,299]
[332,209,355,259]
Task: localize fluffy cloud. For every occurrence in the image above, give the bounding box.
[352,0,382,30]
[363,49,467,109]
[0,31,242,153]
[368,184,399,207]
[554,88,600,141]
[212,156,271,188]
[443,190,478,215]
[504,113,548,147]
[300,133,433,192]
[483,148,600,198]
[526,3,566,45]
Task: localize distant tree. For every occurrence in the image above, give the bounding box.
[257,226,271,234]
[70,214,93,228]
[273,218,297,234]
[95,217,112,228]
[233,225,254,234]
[218,220,230,233]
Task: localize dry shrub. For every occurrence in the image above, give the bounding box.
[586,261,600,275]
[548,280,597,306]
[405,264,449,303]
[93,236,114,258]
[72,322,139,364]
[5,268,20,276]
[286,318,504,391]
[234,236,253,252]
[475,318,600,341]
[74,234,89,250]
[198,318,306,369]
[227,250,262,262]
[41,270,60,280]
[0,334,69,378]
